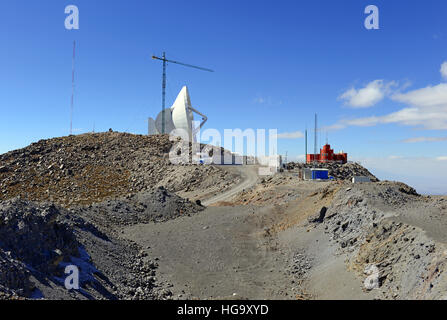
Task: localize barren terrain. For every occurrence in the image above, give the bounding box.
[1,132,447,300]
[124,168,447,300]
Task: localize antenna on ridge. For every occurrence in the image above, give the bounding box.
[314,113,317,165]
[305,127,308,164]
[151,52,213,134]
[70,41,76,136]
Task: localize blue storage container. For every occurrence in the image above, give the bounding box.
[311,169,329,180]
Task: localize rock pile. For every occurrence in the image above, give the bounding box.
[74,186,204,228]
[286,161,379,182]
[0,132,236,207]
[307,182,445,299]
[0,194,189,300]
[0,199,86,298]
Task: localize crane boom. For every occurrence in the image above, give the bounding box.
[152,55,214,72]
[152,52,213,134]
[70,41,76,136]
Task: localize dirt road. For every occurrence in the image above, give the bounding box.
[202,165,259,206]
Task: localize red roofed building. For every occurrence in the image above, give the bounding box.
[306,144,348,164]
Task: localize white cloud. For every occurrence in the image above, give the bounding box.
[323,123,347,131]
[328,83,447,131]
[436,156,447,161]
[346,116,381,127]
[441,62,447,80]
[329,62,447,131]
[323,116,380,131]
[276,131,304,139]
[392,83,447,109]
[402,136,447,143]
[338,80,395,108]
[253,96,283,106]
[388,83,447,130]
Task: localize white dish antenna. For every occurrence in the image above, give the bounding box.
[148,117,158,135]
[155,105,176,134]
[148,86,207,141]
[171,86,194,137]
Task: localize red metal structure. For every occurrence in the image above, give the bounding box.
[306,144,347,164]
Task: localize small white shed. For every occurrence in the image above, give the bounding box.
[352,176,371,183]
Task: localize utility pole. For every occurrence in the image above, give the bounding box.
[314,113,318,165]
[152,53,213,134]
[305,129,308,164]
[161,52,166,134]
[70,41,76,136]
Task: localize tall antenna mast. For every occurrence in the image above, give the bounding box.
[305,128,308,164]
[314,113,317,165]
[70,41,76,136]
[161,52,166,134]
[152,52,214,134]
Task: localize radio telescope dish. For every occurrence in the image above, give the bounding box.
[148,86,207,141]
[148,110,175,135]
[155,107,176,134]
[148,117,158,135]
[171,86,194,139]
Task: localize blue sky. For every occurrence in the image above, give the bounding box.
[1,0,447,194]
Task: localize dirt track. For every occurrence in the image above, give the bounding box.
[202,166,259,206]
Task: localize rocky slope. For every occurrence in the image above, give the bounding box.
[220,166,447,300]
[0,187,203,299]
[0,132,225,300]
[286,161,379,182]
[306,181,447,299]
[0,132,238,207]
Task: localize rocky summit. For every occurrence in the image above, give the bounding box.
[0,132,236,207]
